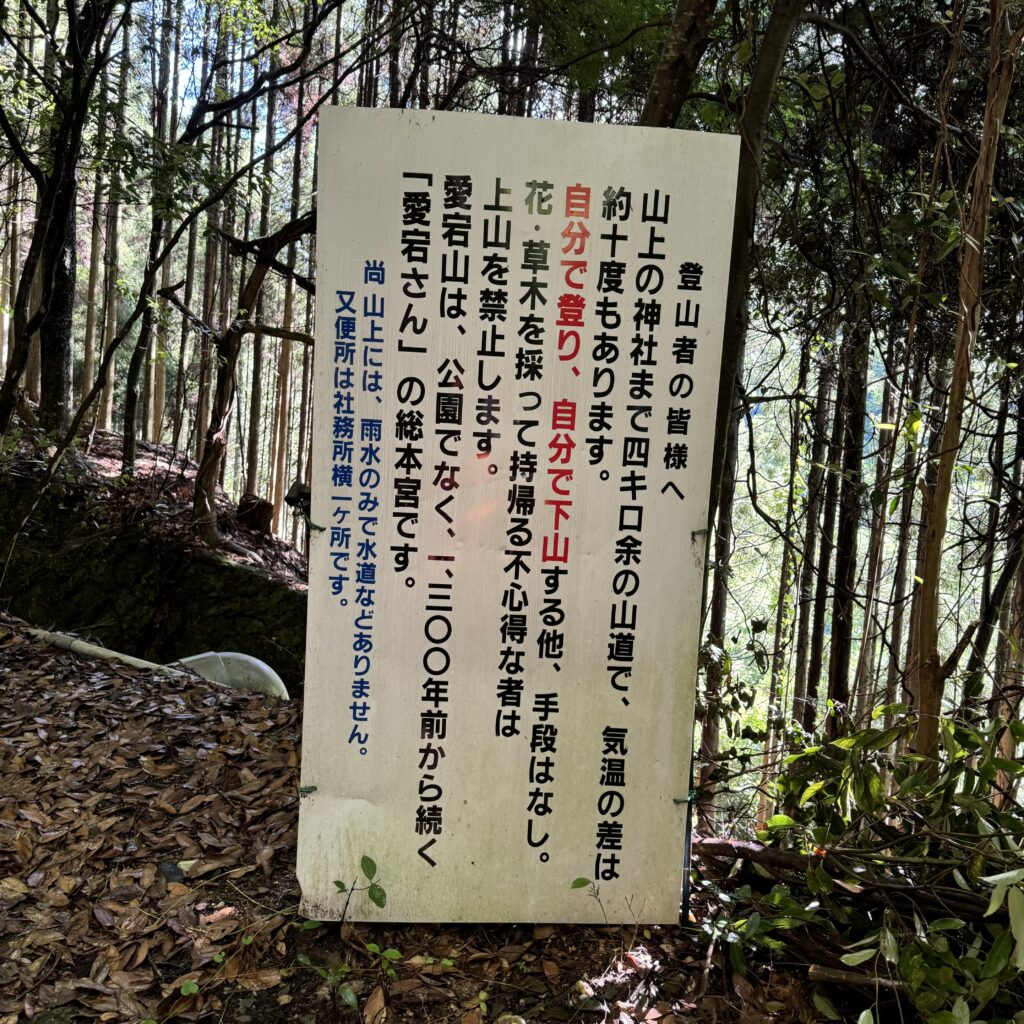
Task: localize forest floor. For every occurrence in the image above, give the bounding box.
[0,617,825,1024]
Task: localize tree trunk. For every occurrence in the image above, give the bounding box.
[967,404,1024,700]
[851,347,896,723]
[81,135,106,400]
[246,8,279,494]
[98,18,131,432]
[826,315,869,733]
[38,207,75,434]
[3,163,21,378]
[271,77,306,534]
[639,0,720,127]
[700,405,738,811]
[792,354,831,721]
[805,394,844,731]
[123,0,175,470]
[992,560,1024,805]
[912,6,1023,762]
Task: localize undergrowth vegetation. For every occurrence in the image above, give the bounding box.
[700,709,1024,1023]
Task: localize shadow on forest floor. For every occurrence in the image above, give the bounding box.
[0,433,308,692]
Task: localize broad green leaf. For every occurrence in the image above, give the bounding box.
[799,781,827,806]
[983,868,1024,886]
[857,1011,875,1024]
[840,948,877,967]
[812,990,841,1020]
[986,883,1009,917]
[341,985,358,1010]
[368,882,387,908]
[980,929,1013,979]
[765,814,795,830]
[872,702,905,721]
[784,746,821,764]
[880,927,898,964]
[1008,886,1024,969]
[571,877,591,889]
[361,855,377,880]
[862,726,904,751]
[930,918,964,931]
[382,949,402,961]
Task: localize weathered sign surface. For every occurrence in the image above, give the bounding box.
[298,108,739,923]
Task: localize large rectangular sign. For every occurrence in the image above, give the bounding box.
[298,108,738,923]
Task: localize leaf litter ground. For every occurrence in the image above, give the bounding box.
[0,615,757,1024]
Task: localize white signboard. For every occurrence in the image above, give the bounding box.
[298,108,738,923]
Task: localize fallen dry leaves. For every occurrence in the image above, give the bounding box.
[0,615,745,1023]
[0,618,300,1022]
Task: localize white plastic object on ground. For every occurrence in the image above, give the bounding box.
[171,651,290,700]
[25,628,289,699]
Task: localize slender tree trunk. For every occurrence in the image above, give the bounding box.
[967,402,1024,699]
[515,17,538,117]
[793,354,831,721]
[0,212,9,374]
[992,560,1024,805]
[98,18,131,432]
[766,341,807,743]
[246,21,279,495]
[271,75,306,534]
[25,270,41,405]
[806,396,844,731]
[174,217,199,447]
[293,331,312,547]
[389,0,403,107]
[639,0,720,127]
[193,9,219,464]
[418,2,432,108]
[912,6,1024,762]
[826,314,869,733]
[155,0,184,445]
[883,346,925,724]
[700,407,738,811]
[498,0,512,116]
[852,355,896,722]
[123,2,174,468]
[81,120,106,399]
[4,163,20,377]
